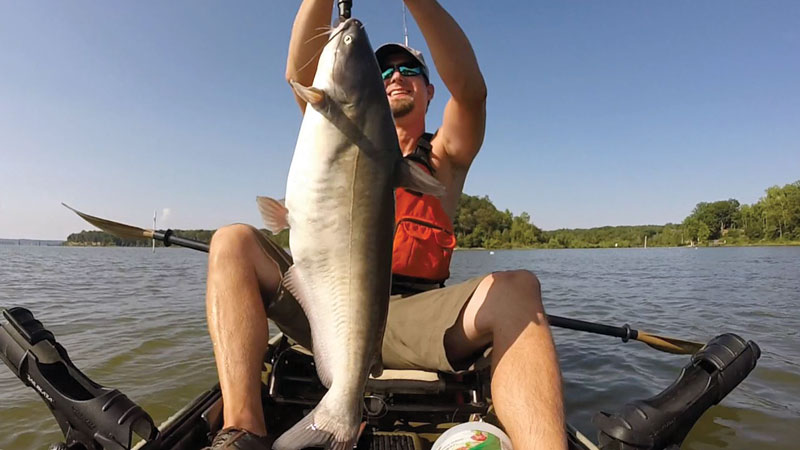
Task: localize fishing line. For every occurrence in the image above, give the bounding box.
[401,1,409,46]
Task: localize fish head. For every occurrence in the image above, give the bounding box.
[316,18,386,110]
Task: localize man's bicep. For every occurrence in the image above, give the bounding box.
[439,97,486,169]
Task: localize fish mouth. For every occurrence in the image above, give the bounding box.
[328,17,366,60]
[336,17,362,28]
[327,17,372,100]
[331,17,363,38]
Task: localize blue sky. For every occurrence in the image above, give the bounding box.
[1,1,798,240]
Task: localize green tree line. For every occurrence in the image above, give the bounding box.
[451,180,799,248]
[681,181,800,244]
[66,180,799,249]
[452,195,682,249]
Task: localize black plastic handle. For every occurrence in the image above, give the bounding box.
[0,307,158,450]
[338,0,352,19]
[593,333,760,449]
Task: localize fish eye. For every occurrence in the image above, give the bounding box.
[344,35,353,45]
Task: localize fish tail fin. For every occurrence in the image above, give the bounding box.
[272,391,359,450]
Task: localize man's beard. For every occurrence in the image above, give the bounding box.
[390,97,415,119]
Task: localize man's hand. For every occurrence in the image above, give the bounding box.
[286,0,335,114]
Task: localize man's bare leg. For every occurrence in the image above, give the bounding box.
[206,224,283,436]
[444,270,566,450]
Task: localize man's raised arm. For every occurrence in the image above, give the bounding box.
[286,0,334,114]
[404,0,487,169]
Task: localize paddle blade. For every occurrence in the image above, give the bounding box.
[637,332,705,355]
[62,203,154,240]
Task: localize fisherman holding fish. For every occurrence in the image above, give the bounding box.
[204,1,566,449]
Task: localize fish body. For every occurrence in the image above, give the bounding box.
[258,18,443,450]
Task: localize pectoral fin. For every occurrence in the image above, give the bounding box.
[289,80,327,108]
[256,196,289,233]
[395,159,446,198]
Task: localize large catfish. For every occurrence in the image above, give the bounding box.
[257,18,443,450]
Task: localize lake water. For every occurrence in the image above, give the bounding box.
[0,245,798,449]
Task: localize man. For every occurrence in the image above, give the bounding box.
[204,0,566,449]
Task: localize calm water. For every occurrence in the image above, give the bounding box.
[0,246,798,449]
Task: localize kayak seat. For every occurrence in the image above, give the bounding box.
[263,334,492,428]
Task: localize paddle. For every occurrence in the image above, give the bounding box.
[63,204,705,355]
[546,315,704,355]
[62,203,210,253]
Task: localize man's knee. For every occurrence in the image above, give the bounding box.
[494,269,541,292]
[209,224,260,265]
[491,269,541,298]
[484,270,544,315]
[465,270,546,338]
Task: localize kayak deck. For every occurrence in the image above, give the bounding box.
[144,333,597,450]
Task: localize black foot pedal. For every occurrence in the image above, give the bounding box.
[363,431,422,450]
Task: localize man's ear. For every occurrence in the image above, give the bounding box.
[426,83,435,110]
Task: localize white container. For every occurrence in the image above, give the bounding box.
[431,421,513,450]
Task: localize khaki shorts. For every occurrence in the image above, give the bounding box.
[251,227,486,373]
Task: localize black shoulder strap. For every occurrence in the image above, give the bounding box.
[404,132,436,174]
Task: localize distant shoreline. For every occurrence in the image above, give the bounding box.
[453,242,800,250]
[0,238,64,246]
[11,241,795,250]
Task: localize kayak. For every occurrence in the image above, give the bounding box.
[134,333,599,450]
[0,307,760,450]
[139,333,601,450]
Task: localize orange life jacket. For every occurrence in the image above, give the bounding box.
[391,133,457,287]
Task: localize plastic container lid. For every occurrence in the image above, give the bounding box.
[431,421,513,450]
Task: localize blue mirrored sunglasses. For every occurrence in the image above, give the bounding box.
[381,64,423,80]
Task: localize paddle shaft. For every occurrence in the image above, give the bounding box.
[547,314,703,354]
[154,230,209,253]
[547,314,637,342]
